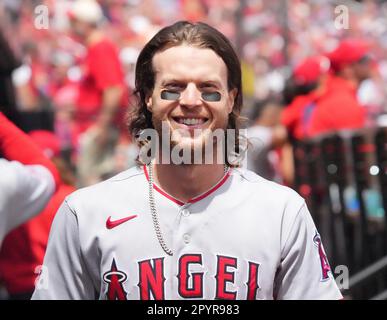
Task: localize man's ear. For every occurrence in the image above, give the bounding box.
[227,88,238,114]
[146,95,153,112]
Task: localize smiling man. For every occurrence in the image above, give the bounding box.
[32,21,342,300]
[149,44,236,148]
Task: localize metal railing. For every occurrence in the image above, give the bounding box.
[292,126,387,299]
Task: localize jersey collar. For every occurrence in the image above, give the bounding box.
[143,165,231,206]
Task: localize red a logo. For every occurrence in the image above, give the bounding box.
[103,259,128,300]
[313,232,331,281]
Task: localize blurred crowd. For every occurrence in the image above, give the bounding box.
[0,0,387,186]
[0,0,387,299]
[1,0,386,186]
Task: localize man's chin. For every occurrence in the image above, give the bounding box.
[170,137,205,152]
[168,135,225,165]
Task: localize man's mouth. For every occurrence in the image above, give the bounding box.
[171,117,209,128]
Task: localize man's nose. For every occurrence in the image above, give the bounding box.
[179,83,202,108]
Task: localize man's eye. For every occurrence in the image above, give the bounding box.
[161,90,180,100]
[201,92,221,102]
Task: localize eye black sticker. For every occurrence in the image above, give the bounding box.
[160,90,221,102]
[161,90,180,100]
[201,92,221,102]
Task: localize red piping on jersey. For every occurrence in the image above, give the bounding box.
[143,165,231,206]
[143,165,184,205]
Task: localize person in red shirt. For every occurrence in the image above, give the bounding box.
[67,0,128,185]
[0,130,76,300]
[307,39,370,137]
[280,55,331,186]
[68,0,127,135]
[281,55,330,141]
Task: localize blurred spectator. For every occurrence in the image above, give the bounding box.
[67,0,128,185]
[306,39,370,137]
[119,46,140,91]
[48,50,79,164]
[0,130,76,300]
[11,40,55,133]
[246,99,287,183]
[12,41,50,112]
[0,28,21,126]
[357,63,385,127]
[281,55,330,141]
[68,0,127,134]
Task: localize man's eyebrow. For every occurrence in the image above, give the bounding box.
[160,79,222,86]
[200,80,222,87]
[160,79,184,86]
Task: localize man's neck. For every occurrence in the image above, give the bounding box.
[153,163,226,203]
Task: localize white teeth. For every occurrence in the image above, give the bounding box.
[178,118,205,125]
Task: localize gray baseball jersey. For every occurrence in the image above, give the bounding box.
[0,159,55,247]
[32,165,342,300]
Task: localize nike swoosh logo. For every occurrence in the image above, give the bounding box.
[106,215,138,229]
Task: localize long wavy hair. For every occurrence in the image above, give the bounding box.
[128,21,245,166]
